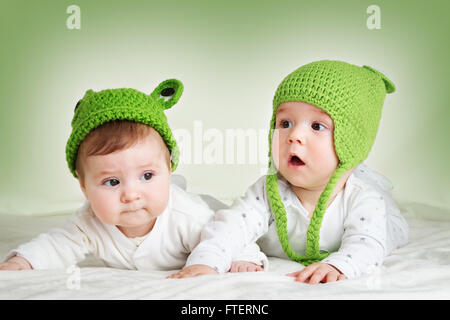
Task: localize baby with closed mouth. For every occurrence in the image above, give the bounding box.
[0,79,262,272]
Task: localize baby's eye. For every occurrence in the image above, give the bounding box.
[279,120,292,129]
[311,122,326,131]
[141,172,153,181]
[104,179,120,187]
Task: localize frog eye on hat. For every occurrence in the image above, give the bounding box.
[160,87,175,98]
[150,79,184,110]
[74,100,82,112]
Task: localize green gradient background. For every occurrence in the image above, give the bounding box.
[0,0,449,215]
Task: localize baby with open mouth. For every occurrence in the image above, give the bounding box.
[289,154,305,167]
[170,60,409,284]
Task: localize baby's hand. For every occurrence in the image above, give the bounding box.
[229,261,264,273]
[0,256,33,271]
[167,264,218,279]
[287,262,346,284]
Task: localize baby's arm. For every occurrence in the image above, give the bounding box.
[1,212,94,270]
[170,177,269,278]
[287,262,347,284]
[320,189,388,279]
[229,243,267,273]
[168,264,218,278]
[284,186,388,283]
[0,255,33,270]
[169,245,266,278]
[229,261,263,272]
[354,163,409,252]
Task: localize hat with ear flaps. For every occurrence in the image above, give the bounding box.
[66,79,184,178]
[266,60,395,265]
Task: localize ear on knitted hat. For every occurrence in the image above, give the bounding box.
[363,65,396,94]
[150,79,184,110]
[71,89,95,127]
[74,90,94,112]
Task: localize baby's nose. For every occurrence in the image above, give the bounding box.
[288,137,302,144]
[120,185,141,203]
[288,127,305,144]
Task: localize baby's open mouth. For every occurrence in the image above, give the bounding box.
[289,154,305,167]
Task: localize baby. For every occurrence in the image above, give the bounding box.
[0,79,262,271]
[170,60,409,283]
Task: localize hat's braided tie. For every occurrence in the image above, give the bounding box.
[266,165,347,266]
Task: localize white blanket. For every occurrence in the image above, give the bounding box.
[1,204,450,300]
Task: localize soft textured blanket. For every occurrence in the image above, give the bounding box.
[1,205,449,300]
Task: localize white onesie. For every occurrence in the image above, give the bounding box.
[4,182,261,271]
[186,164,409,278]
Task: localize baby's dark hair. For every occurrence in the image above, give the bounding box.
[75,120,169,181]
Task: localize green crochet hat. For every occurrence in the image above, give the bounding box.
[66,79,183,178]
[266,60,395,265]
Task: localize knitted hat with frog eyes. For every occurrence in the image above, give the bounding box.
[266,60,395,265]
[66,79,183,178]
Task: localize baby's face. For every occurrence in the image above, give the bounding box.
[272,101,339,191]
[77,130,171,237]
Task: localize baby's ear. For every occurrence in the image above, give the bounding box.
[149,79,184,110]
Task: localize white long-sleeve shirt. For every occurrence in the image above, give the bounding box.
[186,164,409,278]
[4,183,256,271]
